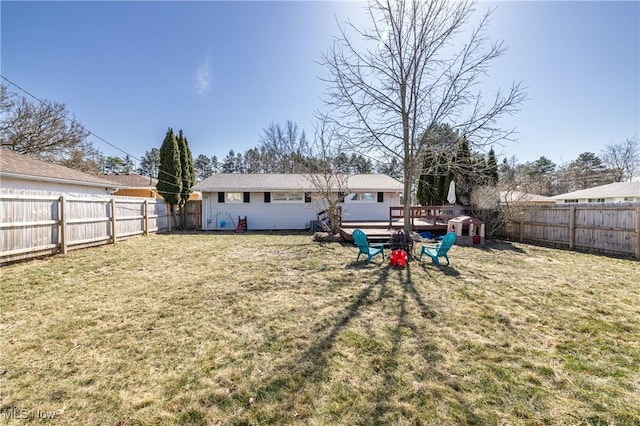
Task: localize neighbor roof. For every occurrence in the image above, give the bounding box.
[193,173,403,192]
[500,190,555,204]
[0,149,119,188]
[101,173,158,187]
[551,181,640,200]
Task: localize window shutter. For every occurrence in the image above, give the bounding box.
[218,192,225,203]
[243,192,250,203]
[305,192,311,203]
[264,192,271,203]
[377,192,384,203]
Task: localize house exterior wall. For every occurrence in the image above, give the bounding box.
[113,188,160,198]
[556,196,640,204]
[201,191,400,230]
[341,193,401,221]
[0,176,114,197]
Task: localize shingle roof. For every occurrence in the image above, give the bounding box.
[0,149,119,188]
[101,173,158,187]
[551,181,640,200]
[193,173,403,192]
[500,191,555,204]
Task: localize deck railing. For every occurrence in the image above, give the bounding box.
[389,205,473,228]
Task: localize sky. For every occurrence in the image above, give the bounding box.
[1,0,639,169]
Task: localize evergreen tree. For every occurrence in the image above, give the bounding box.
[157,128,182,208]
[194,154,213,182]
[221,150,237,172]
[138,148,160,177]
[210,155,220,174]
[123,154,135,173]
[487,147,499,185]
[176,130,195,204]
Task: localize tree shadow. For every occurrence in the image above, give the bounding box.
[480,239,527,254]
[362,263,482,424]
[414,258,461,277]
[224,258,483,424]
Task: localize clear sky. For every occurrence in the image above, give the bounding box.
[2,1,638,168]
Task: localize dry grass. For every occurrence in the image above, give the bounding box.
[1,232,639,425]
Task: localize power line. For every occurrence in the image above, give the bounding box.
[1,75,190,196]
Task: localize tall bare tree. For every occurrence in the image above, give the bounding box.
[0,85,97,166]
[305,120,350,234]
[320,0,525,233]
[259,120,309,173]
[601,136,640,182]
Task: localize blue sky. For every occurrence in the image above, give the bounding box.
[2,1,638,168]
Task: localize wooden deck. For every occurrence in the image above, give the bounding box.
[335,205,475,244]
[339,219,449,244]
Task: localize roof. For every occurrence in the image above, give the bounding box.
[101,173,158,187]
[500,190,555,204]
[551,181,640,200]
[0,149,120,188]
[193,173,404,192]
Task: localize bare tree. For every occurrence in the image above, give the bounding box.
[601,136,640,182]
[0,85,93,164]
[259,120,309,173]
[320,0,526,233]
[305,120,349,234]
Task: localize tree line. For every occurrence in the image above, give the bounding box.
[2,83,637,203]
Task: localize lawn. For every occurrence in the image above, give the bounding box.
[1,232,639,425]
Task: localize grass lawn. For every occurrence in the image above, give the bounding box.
[1,232,639,425]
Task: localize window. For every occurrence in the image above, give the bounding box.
[344,192,376,202]
[564,199,578,204]
[272,192,304,202]
[587,198,605,203]
[226,192,243,203]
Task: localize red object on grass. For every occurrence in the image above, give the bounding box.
[390,249,408,268]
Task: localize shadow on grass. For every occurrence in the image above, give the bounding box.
[361,263,481,425]
[479,239,527,254]
[221,258,481,424]
[414,257,461,277]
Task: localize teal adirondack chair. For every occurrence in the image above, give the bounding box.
[352,229,385,264]
[419,232,457,266]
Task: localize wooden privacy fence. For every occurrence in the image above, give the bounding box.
[500,203,640,259]
[0,195,172,264]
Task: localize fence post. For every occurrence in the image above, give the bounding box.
[568,205,576,250]
[636,205,640,260]
[144,200,149,236]
[59,196,67,254]
[519,212,524,242]
[110,198,117,244]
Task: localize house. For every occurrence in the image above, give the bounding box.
[193,173,403,230]
[500,190,555,206]
[101,173,202,200]
[552,181,640,204]
[0,149,119,196]
[101,173,161,198]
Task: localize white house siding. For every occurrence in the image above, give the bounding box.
[202,192,323,230]
[0,177,114,197]
[341,193,401,221]
[202,191,400,230]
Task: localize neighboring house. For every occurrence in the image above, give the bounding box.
[101,173,202,200]
[552,181,640,204]
[500,190,555,206]
[193,173,403,230]
[0,149,119,196]
[102,173,161,198]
